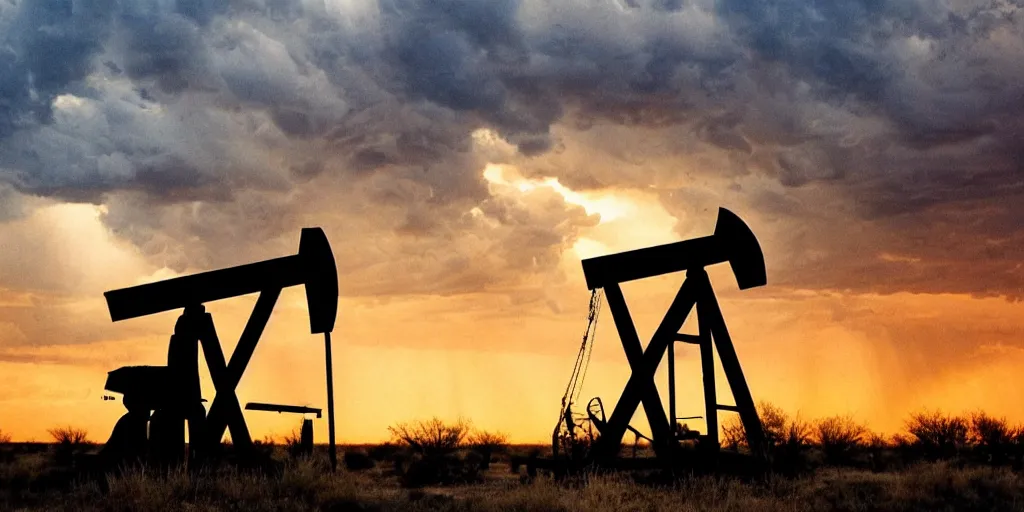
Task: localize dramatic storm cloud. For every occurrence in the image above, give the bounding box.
[1,0,1023,442]
[2,0,1021,299]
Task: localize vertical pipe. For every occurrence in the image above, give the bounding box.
[700,323,718,447]
[667,340,676,438]
[324,332,337,472]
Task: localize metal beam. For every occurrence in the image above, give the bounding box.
[245,402,322,418]
[204,288,282,450]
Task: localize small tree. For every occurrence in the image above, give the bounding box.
[48,426,88,446]
[969,411,1016,464]
[48,426,88,466]
[0,429,12,444]
[388,417,472,456]
[722,401,791,450]
[815,415,866,464]
[758,402,789,449]
[387,417,478,487]
[721,401,812,474]
[906,410,969,459]
[784,415,814,448]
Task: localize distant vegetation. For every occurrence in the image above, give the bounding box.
[5,406,1024,510]
[717,403,1024,475]
[47,427,88,446]
[384,416,510,487]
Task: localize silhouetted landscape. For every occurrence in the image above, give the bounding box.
[6,403,1024,511]
[4,0,1024,509]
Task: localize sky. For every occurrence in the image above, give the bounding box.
[0,0,1023,444]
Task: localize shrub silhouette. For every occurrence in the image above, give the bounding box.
[774,414,814,474]
[388,417,472,456]
[720,402,814,474]
[722,402,810,451]
[0,429,11,444]
[783,415,813,448]
[282,428,306,458]
[388,417,479,487]
[815,415,866,465]
[468,430,509,470]
[48,426,88,466]
[906,410,969,459]
[758,402,789,449]
[48,426,88,446]
[722,418,745,452]
[969,411,1019,465]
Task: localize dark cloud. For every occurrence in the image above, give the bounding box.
[0,0,116,137]
[0,0,1021,301]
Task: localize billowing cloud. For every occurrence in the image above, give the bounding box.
[0,0,1021,314]
[3,1,1024,445]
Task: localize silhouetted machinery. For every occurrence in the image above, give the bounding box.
[245,402,322,456]
[98,228,340,470]
[522,208,769,475]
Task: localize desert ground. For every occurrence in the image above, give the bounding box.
[5,411,1024,512]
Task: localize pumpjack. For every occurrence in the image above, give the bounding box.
[97,228,341,471]
[518,207,769,475]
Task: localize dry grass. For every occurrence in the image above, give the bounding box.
[3,443,1024,511]
[6,406,1024,510]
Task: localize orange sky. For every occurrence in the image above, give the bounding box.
[3,155,1023,444]
[2,0,1024,447]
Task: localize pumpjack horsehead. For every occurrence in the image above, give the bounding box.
[550,207,768,471]
[99,228,341,470]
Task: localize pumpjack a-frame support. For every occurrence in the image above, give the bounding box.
[582,208,768,464]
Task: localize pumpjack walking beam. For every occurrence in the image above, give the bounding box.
[582,208,768,464]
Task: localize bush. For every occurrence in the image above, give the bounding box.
[468,430,509,470]
[282,428,306,458]
[866,432,890,450]
[387,417,490,486]
[48,426,88,446]
[720,402,815,474]
[906,410,969,459]
[388,417,471,457]
[786,416,814,447]
[721,402,810,451]
[759,402,789,448]
[48,426,88,466]
[815,415,866,465]
[0,430,11,444]
[969,411,1019,464]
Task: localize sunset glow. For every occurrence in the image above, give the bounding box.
[1,0,1023,453]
